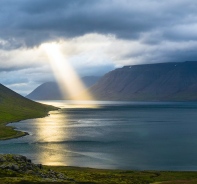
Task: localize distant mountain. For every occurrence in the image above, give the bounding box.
[27,82,63,100]
[0,83,57,139]
[89,61,197,101]
[26,76,100,100]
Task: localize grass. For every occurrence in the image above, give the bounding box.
[46,166,197,184]
[0,84,58,140]
[1,166,197,184]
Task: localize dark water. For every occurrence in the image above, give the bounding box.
[1,101,197,170]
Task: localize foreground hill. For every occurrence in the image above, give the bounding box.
[0,83,57,140]
[90,61,197,101]
[26,76,100,100]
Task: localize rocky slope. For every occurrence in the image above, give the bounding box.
[89,61,197,101]
[0,154,74,183]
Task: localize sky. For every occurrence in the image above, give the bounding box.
[1,0,197,95]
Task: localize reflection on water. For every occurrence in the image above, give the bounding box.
[38,100,101,109]
[34,113,68,142]
[33,113,69,165]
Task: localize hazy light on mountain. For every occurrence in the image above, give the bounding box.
[41,42,94,101]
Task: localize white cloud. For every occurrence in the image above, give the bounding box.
[1,32,197,95]
[0,47,46,70]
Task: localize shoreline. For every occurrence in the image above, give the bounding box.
[0,110,58,141]
[0,116,45,141]
[0,130,29,141]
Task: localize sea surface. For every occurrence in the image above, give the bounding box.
[1,100,197,170]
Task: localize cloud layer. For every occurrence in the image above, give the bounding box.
[1,0,197,94]
[0,0,197,46]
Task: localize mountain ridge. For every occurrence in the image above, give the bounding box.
[89,61,197,101]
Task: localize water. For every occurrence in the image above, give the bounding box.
[1,100,197,170]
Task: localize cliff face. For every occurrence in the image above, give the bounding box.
[89,61,197,101]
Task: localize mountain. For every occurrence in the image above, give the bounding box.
[27,82,63,100]
[89,61,197,101]
[0,83,57,139]
[26,76,100,100]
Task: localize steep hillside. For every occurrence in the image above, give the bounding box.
[89,61,197,101]
[26,76,100,100]
[0,83,57,139]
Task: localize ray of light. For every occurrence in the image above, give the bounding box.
[41,42,93,101]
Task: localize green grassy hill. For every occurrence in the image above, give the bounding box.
[0,83,57,140]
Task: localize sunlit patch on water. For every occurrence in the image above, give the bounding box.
[38,100,102,109]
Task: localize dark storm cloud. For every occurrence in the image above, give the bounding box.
[159,47,197,63]
[0,0,196,48]
[0,0,197,65]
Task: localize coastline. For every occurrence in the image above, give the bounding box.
[0,109,58,141]
[0,130,29,141]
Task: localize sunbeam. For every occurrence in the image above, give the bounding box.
[41,42,93,101]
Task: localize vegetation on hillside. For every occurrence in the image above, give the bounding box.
[0,84,57,140]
